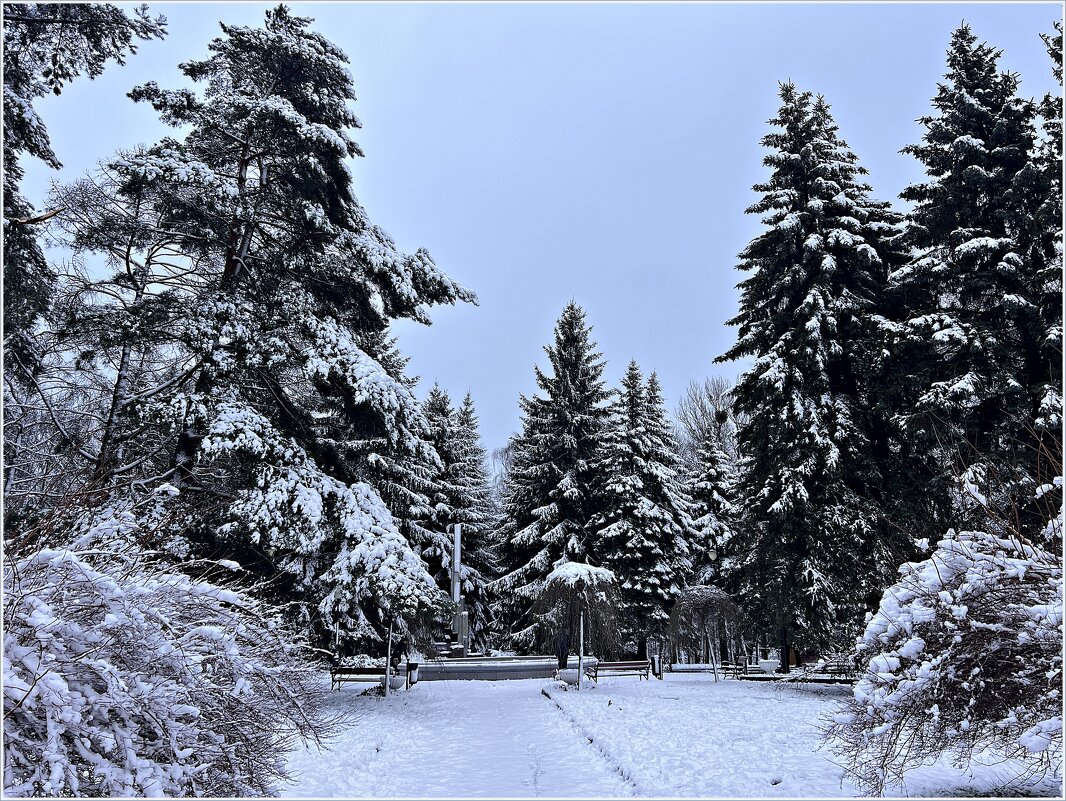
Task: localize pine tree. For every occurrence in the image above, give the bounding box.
[593,363,694,654]
[30,6,475,650]
[492,302,611,648]
[718,84,908,659]
[2,3,165,376]
[890,24,1054,537]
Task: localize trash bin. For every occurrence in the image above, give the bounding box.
[651,654,663,679]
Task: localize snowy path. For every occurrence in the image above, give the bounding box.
[282,678,632,797]
[283,673,1061,798]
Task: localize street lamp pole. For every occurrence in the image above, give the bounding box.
[578,602,584,691]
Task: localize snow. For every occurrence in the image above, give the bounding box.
[281,673,1058,797]
[283,677,630,797]
[546,561,616,588]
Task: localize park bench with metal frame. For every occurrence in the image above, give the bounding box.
[329,662,419,691]
[584,659,656,682]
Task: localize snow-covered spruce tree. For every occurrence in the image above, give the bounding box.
[888,24,1057,540]
[4,499,334,797]
[492,302,611,649]
[420,385,496,646]
[1030,20,1063,443]
[35,5,473,649]
[686,423,736,584]
[826,463,1063,796]
[2,4,165,377]
[717,85,910,662]
[422,383,465,584]
[592,363,695,656]
[451,392,500,646]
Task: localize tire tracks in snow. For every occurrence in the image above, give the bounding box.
[541,686,641,796]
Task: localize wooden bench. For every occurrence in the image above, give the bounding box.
[330,662,419,691]
[585,660,652,682]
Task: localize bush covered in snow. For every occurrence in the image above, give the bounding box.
[827,502,1063,795]
[3,505,335,797]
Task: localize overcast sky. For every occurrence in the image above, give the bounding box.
[20,1,1061,454]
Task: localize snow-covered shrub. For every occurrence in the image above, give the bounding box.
[827,496,1063,795]
[3,505,335,797]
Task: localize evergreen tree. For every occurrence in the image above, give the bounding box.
[421,388,497,647]
[890,24,1056,537]
[2,3,165,376]
[593,363,694,654]
[492,302,611,648]
[30,6,475,650]
[1031,21,1063,442]
[452,392,500,645]
[686,424,735,584]
[422,383,463,584]
[718,84,907,660]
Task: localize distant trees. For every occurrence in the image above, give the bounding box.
[491,309,723,656]
[492,302,612,648]
[593,363,695,655]
[673,375,743,468]
[422,385,498,647]
[674,376,741,585]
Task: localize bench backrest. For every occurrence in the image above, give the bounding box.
[598,661,650,670]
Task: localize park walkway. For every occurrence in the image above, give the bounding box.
[282,677,632,797]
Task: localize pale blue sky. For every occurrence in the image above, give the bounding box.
[21,1,1062,453]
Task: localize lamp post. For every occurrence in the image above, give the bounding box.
[576,578,586,691]
[450,523,468,656]
[384,614,394,698]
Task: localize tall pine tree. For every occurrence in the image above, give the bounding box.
[719,85,908,661]
[33,6,474,650]
[492,302,611,649]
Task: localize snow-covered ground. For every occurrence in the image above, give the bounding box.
[282,672,1062,798]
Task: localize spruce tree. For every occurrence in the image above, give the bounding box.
[891,24,1054,537]
[419,385,496,646]
[422,383,463,584]
[492,302,611,648]
[686,425,735,584]
[452,393,500,645]
[593,363,694,654]
[718,84,907,660]
[1031,21,1063,449]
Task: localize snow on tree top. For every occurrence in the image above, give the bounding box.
[545,561,616,588]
